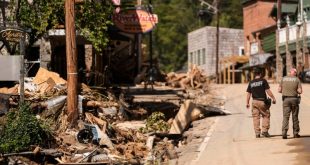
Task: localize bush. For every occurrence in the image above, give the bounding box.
[0,103,51,153]
[140,112,170,133]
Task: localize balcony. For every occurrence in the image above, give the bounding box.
[279,21,310,45]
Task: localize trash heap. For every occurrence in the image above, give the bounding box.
[0,67,228,164]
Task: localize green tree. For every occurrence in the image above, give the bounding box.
[9,0,113,52]
[150,0,243,72]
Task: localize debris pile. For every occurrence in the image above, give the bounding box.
[166,66,210,90]
[0,67,228,164]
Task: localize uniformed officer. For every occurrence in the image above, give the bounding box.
[278,68,302,139]
[246,68,276,138]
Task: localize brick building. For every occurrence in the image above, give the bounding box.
[242,0,310,81]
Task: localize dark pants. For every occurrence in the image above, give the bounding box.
[282,97,300,135]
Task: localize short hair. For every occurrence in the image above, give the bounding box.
[254,68,262,75]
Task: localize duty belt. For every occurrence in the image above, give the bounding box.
[283,96,298,98]
[282,96,299,101]
[253,98,266,101]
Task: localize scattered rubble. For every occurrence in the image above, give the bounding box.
[0,67,228,164]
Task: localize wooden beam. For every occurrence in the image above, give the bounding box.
[227,65,231,84]
[65,0,78,125]
[223,65,226,84]
[232,64,235,84]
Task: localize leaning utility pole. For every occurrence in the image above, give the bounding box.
[65,0,78,125]
[276,0,283,82]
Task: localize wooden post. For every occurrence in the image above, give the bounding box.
[219,61,222,84]
[19,35,25,103]
[65,0,78,125]
[303,20,309,69]
[232,64,235,84]
[285,25,292,73]
[296,24,302,67]
[276,0,283,82]
[227,65,231,84]
[223,64,226,84]
[241,71,245,83]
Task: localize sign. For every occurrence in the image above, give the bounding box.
[250,42,258,55]
[0,29,29,54]
[249,53,273,67]
[112,0,120,5]
[0,55,21,81]
[112,9,158,33]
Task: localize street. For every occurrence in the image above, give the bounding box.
[193,83,310,165]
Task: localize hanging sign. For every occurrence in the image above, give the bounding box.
[112,9,158,33]
[0,29,29,55]
[112,0,120,5]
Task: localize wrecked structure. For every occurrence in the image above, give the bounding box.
[0,67,229,164]
[0,1,230,165]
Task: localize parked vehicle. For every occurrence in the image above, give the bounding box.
[300,69,310,83]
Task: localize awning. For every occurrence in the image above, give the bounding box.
[269,3,298,17]
[249,53,273,67]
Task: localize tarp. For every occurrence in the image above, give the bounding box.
[249,53,273,67]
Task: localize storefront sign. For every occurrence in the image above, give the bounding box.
[112,0,120,5]
[249,53,273,67]
[250,42,258,55]
[112,9,158,33]
[0,29,29,54]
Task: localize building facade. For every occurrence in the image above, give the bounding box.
[188,26,244,80]
[242,0,310,81]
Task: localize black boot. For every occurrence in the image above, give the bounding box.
[261,132,271,138]
[282,130,288,139]
[294,134,300,138]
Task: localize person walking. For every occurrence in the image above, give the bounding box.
[278,68,302,139]
[246,68,276,138]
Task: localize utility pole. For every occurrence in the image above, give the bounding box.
[276,0,283,82]
[199,0,219,83]
[215,4,219,84]
[65,0,78,125]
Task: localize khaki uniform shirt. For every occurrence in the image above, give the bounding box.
[280,76,301,96]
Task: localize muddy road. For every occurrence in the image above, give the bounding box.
[193,83,310,165]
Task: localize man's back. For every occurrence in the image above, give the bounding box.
[281,76,300,97]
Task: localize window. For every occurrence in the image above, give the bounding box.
[239,46,245,56]
[202,48,206,64]
[189,52,193,63]
[197,50,201,65]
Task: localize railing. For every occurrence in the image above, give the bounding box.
[279,21,310,45]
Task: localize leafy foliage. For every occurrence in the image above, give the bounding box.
[0,104,51,153]
[75,1,113,52]
[150,0,243,72]
[10,0,113,52]
[140,112,170,133]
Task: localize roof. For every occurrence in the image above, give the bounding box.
[220,55,249,64]
[269,3,298,17]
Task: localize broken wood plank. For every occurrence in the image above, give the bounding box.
[169,100,202,134]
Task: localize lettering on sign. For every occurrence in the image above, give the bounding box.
[0,29,29,55]
[112,9,158,33]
